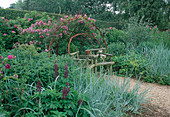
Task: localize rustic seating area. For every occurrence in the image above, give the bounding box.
[69,48,115,75]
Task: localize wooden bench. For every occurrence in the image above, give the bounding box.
[89,62,115,75]
[69,48,115,75]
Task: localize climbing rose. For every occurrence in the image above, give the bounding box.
[12,31,15,33]
[3,33,7,36]
[5,64,11,69]
[8,55,13,59]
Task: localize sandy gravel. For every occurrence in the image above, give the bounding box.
[112,75,170,116]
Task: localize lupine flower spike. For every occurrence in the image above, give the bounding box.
[64,62,68,78]
[36,80,41,92]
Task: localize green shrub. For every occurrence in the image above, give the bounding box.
[125,17,153,48]
[112,52,147,78]
[0,8,62,20]
[108,42,126,55]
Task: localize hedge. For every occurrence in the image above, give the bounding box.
[0,8,62,20]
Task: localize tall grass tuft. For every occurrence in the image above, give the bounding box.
[145,44,170,79]
[72,68,149,116]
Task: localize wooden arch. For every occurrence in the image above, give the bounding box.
[48,16,108,55]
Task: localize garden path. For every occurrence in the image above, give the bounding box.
[112,75,170,117]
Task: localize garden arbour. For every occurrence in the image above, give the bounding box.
[20,14,108,55]
[48,14,108,55]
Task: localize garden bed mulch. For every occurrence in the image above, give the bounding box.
[112,75,170,117]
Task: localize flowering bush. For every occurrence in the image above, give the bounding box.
[0,17,19,50]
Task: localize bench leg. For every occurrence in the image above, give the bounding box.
[110,65,112,75]
[95,58,97,73]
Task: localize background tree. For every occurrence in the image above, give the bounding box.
[15,0,23,9]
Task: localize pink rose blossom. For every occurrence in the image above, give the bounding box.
[31,24,34,27]
[5,64,11,69]
[154,25,157,28]
[13,74,18,78]
[12,31,15,33]
[29,41,33,45]
[59,33,62,38]
[63,30,67,34]
[8,55,13,59]
[45,49,48,52]
[5,19,7,21]
[64,16,68,19]
[46,33,50,36]
[1,17,4,19]
[38,41,41,45]
[0,56,3,59]
[83,14,87,18]
[14,25,18,28]
[3,33,7,36]
[40,35,44,38]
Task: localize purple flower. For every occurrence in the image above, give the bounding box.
[62,86,70,99]
[78,99,83,106]
[64,63,68,78]
[36,80,41,92]
[54,60,59,78]
[5,64,11,69]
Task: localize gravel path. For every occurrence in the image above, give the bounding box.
[112,75,170,117]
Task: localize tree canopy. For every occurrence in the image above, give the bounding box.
[9,0,170,30]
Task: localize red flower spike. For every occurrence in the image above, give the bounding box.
[36,80,41,92]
